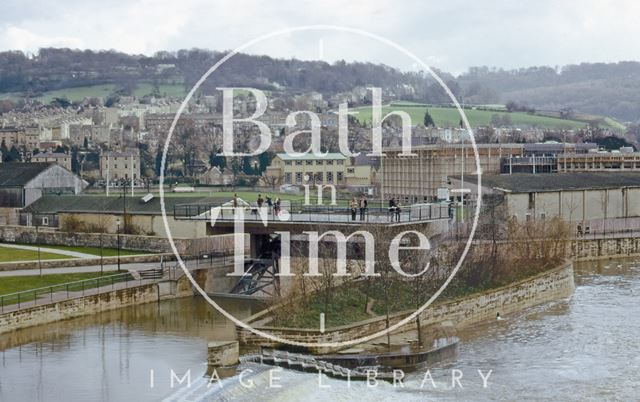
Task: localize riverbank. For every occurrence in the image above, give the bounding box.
[0,258,635,401]
[238,261,575,353]
[0,272,194,334]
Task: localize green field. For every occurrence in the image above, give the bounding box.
[353,103,612,130]
[0,82,187,103]
[0,247,74,263]
[0,272,109,295]
[0,272,134,306]
[131,83,187,98]
[34,84,118,103]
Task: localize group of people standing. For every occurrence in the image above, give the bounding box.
[255,193,281,215]
[349,195,368,221]
[231,192,402,222]
[388,197,402,222]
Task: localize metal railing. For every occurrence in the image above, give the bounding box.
[174,201,451,224]
[0,272,138,313]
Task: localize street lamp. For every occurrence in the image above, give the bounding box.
[116,218,121,273]
[35,216,42,277]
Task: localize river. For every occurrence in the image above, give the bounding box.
[1,258,639,401]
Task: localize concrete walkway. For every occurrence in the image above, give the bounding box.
[0,243,95,258]
[0,257,224,277]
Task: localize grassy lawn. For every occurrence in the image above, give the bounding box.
[0,272,108,295]
[270,257,563,329]
[353,103,600,130]
[0,247,74,263]
[0,272,134,305]
[270,280,419,329]
[131,83,186,98]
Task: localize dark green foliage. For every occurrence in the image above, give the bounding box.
[208,149,227,171]
[423,110,435,127]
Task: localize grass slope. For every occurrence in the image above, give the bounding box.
[0,272,109,295]
[353,103,610,130]
[0,248,73,263]
[0,82,187,103]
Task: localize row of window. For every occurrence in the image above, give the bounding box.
[108,164,136,169]
[284,159,344,166]
[111,173,138,179]
[284,171,344,184]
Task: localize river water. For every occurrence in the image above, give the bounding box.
[1,258,639,401]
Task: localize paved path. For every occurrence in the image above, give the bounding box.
[0,243,95,258]
[0,258,227,277]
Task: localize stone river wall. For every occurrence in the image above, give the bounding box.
[237,261,575,353]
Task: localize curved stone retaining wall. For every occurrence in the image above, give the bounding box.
[237,262,575,352]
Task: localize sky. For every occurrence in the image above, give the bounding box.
[1,0,639,74]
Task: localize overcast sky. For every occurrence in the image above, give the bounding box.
[1,0,638,74]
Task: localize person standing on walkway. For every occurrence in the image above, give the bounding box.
[257,194,264,210]
[350,197,358,221]
[388,197,396,221]
[266,196,273,215]
[359,195,368,221]
[232,193,238,211]
[395,200,402,222]
[274,197,281,216]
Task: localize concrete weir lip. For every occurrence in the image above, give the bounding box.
[207,341,240,367]
[159,25,482,349]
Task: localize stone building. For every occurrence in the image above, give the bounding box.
[24,194,212,238]
[450,172,640,233]
[0,162,86,225]
[31,152,72,171]
[99,150,141,182]
[198,166,233,185]
[266,153,372,188]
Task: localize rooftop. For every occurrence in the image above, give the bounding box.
[102,151,139,157]
[32,152,68,158]
[474,172,640,192]
[277,153,347,161]
[0,162,54,187]
[24,194,224,215]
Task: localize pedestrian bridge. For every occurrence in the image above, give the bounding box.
[173,201,451,226]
